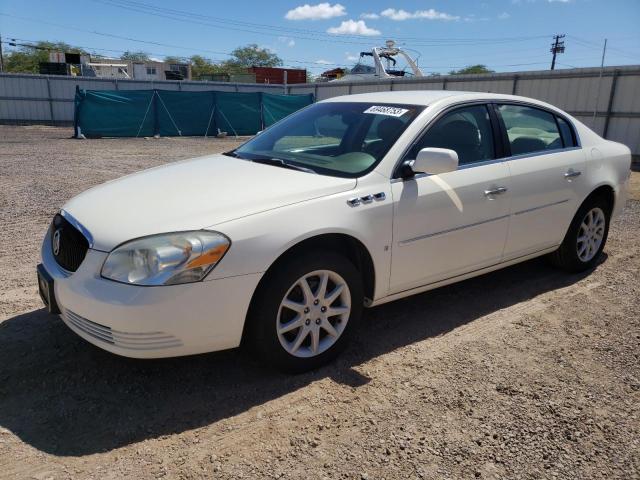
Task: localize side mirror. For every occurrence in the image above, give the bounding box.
[402,148,459,177]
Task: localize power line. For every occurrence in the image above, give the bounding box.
[567,35,639,60]
[0,37,217,62]
[2,13,575,73]
[3,13,634,75]
[0,14,571,69]
[0,15,335,67]
[4,37,607,73]
[0,14,544,70]
[112,0,544,42]
[1,33,621,70]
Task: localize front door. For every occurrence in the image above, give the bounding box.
[390,104,511,293]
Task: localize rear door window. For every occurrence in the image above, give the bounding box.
[497,104,562,155]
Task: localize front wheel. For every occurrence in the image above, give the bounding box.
[245,251,363,373]
[549,195,611,272]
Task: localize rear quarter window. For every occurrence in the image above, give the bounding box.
[556,116,577,148]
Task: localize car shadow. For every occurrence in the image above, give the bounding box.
[0,254,604,456]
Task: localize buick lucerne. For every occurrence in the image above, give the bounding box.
[38,91,631,372]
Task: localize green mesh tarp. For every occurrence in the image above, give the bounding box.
[75,90,156,137]
[215,92,262,136]
[156,90,216,137]
[262,92,313,127]
[74,87,313,138]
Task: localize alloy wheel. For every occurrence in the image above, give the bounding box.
[276,270,351,358]
[577,207,606,262]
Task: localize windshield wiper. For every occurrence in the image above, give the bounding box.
[251,157,316,174]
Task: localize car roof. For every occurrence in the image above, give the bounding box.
[319,90,551,108]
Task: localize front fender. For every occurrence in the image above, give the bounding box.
[205,181,393,301]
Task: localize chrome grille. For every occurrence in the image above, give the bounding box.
[62,309,183,351]
[51,213,89,272]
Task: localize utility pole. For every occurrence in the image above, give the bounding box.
[550,34,565,70]
[0,33,5,73]
[593,38,608,123]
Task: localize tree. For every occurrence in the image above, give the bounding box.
[223,44,282,69]
[189,55,226,78]
[448,64,495,75]
[4,41,86,74]
[120,51,151,62]
[163,56,185,64]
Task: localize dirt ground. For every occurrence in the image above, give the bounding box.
[0,125,638,480]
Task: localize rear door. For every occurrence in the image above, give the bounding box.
[495,104,586,260]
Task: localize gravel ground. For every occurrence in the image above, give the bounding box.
[0,125,638,480]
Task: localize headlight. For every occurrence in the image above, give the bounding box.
[101,231,230,286]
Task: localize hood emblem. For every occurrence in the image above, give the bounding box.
[52,229,62,256]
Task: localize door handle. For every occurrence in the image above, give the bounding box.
[484,186,508,196]
[564,170,582,178]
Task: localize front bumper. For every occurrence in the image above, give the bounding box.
[40,230,262,358]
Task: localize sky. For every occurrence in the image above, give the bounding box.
[1,0,639,75]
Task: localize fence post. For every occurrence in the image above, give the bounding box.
[46,76,55,125]
[442,78,447,91]
[153,90,159,137]
[389,80,394,91]
[73,85,80,138]
[259,92,265,130]
[314,83,319,101]
[602,70,620,139]
[511,75,519,95]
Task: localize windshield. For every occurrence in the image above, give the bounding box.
[232,102,424,177]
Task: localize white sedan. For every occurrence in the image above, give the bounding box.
[38,91,631,372]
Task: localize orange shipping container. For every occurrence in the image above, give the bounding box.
[248,67,307,84]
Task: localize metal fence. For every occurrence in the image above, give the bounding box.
[1,66,639,155]
[286,65,640,156]
[0,73,285,126]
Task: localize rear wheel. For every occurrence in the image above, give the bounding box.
[549,195,611,272]
[245,251,363,373]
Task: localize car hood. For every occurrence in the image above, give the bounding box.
[63,154,356,251]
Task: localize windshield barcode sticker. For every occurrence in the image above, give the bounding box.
[363,106,409,117]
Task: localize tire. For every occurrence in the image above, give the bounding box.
[244,251,364,373]
[548,194,611,273]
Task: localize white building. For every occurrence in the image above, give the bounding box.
[48,53,191,80]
